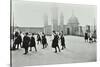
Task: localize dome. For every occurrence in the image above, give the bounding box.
[68,15,79,24]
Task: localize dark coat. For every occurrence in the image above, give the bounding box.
[42,35,47,45]
[52,34,59,48]
[18,35,22,44]
[14,35,22,45]
[85,32,88,40]
[22,36,30,48]
[15,32,19,37]
[37,35,41,41]
[29,36,36,47]
[14,37,19,44]
[60,35,65,46]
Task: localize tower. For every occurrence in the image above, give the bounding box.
[60,12,64,32]
[51,6,58,32]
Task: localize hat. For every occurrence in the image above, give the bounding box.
[53,30,56,33]
[25,32,28,35]
[32,33,34,35]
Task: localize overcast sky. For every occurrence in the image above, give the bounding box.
[12,0,97,27]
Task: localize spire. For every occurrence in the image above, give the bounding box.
[60,12,64,25]
[51,6,58,31]
[72,9,75,17]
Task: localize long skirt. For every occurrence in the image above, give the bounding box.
[52,40,58,48]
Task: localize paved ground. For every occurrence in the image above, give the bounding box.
[11,36,96,67]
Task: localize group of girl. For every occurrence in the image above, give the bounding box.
[84,31,96,43]
[11,30,66,54]
[51,31,66,53]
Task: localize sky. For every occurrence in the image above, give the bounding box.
[12,0,97,27]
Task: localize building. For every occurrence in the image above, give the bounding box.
[65,14,79,35]
[59,12,64,32]
[51,6,59,32]
[44,9,80,35]
[13,8,96,36]
[44,8,96,36]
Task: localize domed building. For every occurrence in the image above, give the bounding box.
[68,16,79,25]
[43,9,81,36]
[65,14,79,35]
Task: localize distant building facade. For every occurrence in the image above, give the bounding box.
[44,9,80,35]
[13,7,96,36]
